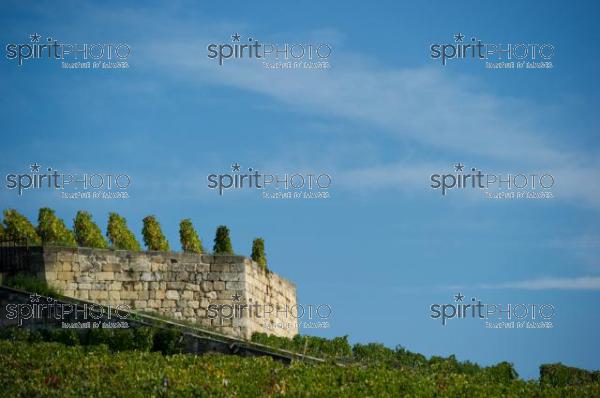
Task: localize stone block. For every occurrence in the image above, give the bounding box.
[134,300,147,309]
[229,263,245,272]
[45,272,57,281]
[218,290,241,300]
[184,264,197,272]
[167,282,186,290]
[109,291,121,300]
[226,281,245,290]
[200,281,213,292]
[181,290,194,300]
[162,299,176,308]
[220,272,242,281]
[175,271,189,280]
[115,272,136,282]
[185,283,200,292]
[130,257,151,272]
[147,299,160,308]
[165,290,180,300]
[89,290,108,300]
[95,272,115,281]
[176,300,188,309]
[195,308,207,317]
[57,251,74,262]
[102,263,121,272]
[57,271,74,281]
[206,272,221,281]
[196,264,210,273]
[210,263,228,272]
[120,291,138,300]
[213,281,226,291]
[140,272,154,281]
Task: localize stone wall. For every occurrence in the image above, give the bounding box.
[2,246,297,339]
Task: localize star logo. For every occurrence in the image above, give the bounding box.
[454,163,464,172]
[29,293,41,303]
[30,33,41,42]
[454,33,465,43]
[30,162,41,172]
[231,33,241,42]
[231,293,242,302]
[454,293,465,302]
[231,162,241,172]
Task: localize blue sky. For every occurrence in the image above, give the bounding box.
[1,0,599,379]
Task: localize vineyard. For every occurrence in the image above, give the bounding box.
[0,330,598,397]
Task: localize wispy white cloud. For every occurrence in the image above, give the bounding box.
[42,2,598,207]
[452,276,600,291]
[133,32,600,206]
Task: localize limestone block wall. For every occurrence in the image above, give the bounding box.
[244,261,298,336]
[27,246,297,339]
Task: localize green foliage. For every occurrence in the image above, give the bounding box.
[540,363,599,387]
[483,361,519,383]
[179,219,203,253]
[3,274,61,297]
[0,340,598,397]
[141,215,170,251]
[106,212,140,251]
[0,222,4,239]
[73,211,108,248]
[2,209,41,244]
[253,333,518,384]
[37,207,77,246]
[353,343,428,369]
[213,225,233,254]
[251,332,352,360]
[251,237,267,269]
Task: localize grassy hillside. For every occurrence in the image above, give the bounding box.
[0,339,598,397]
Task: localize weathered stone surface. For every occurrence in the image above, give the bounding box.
[134,300,147,309]
[162,299,176,308]
[226,281,244,290]
[95,272,115,281]
[102,263,121,272]
[37,247,297,339]
[220,272,242,281]
[57,271,74,280]
[185,283,199,292]
[181,290,194,300]
[200,281,213,292]
[140,272,154,281]
[167,282,185,290]
[89,290,108,300]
